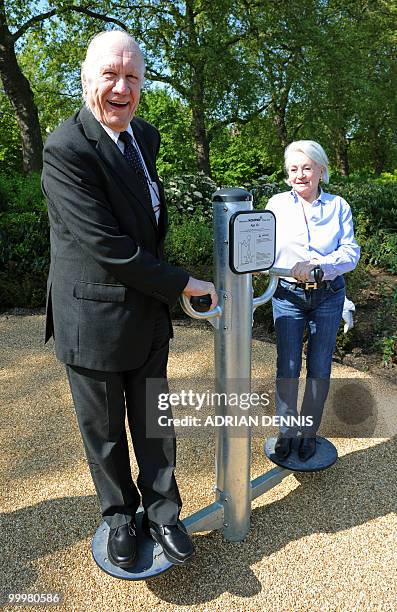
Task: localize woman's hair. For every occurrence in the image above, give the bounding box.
[284,140,329,184]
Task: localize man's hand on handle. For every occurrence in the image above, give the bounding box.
[183,277,218,309]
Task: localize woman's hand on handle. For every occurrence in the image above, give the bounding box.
[291,261,319,282]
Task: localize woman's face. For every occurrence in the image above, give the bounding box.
[287,152,323,203]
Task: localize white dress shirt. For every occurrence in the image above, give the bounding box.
[100,121,161,223]
[266,189,360,281]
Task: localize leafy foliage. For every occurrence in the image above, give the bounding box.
[139,89,196,176]
[0,94,23,175]
[0,173,49,281]
[2,1,397,176]
[0,169,395,368]
[164,173,217,223]
[327,182,397,273]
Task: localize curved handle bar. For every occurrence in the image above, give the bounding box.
[180,293,223,320]
[253,266,324,311]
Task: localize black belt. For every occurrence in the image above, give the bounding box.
[280,279,331,291]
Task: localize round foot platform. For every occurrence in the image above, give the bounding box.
[92,510,173,580]
[264,436,338,472]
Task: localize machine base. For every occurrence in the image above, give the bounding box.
[92,510,173,580]
[264,435,338,472]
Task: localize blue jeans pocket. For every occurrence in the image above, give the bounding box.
[329,276,345,294]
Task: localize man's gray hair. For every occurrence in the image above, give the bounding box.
[81,30,145,96]
[284,140,330,183]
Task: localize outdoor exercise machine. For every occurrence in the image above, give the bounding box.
[92,188,337,580]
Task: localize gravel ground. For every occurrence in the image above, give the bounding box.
[0,313,396,612]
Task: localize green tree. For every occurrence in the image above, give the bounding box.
[290,0,397,176]
[210,116,277,185]
[139,88,196,176]
[1,0,396,177]
[125,0,268,175]
[0,0,127,173]
[0,0,269,175]
[0,92,22,173]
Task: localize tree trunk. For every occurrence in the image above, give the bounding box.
[184,0,211,175]
[372,129,386,176]
[335,130,349,176]
[272,88,290,151]
[374,154,385,176]
[191,104,211,176]
[273,108,289,150]
[0,8,43,173]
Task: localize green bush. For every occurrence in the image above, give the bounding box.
[1,171,396,312]
[361,230,397,273]
[326,182,397,273]
[0,172,44,213]
[344,259,372,302]
[0,271,47,309]
[377,335,397,367]
[373,170,397,184]
[327,182,397,232]
[164,173,216,223]
[164,210,213,268]
[0,172,49,308]
[0,210,50,273]
[373,286,397,360]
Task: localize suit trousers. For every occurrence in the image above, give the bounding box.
[66,303,181,529]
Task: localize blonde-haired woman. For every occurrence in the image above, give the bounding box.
[266,140,360,461]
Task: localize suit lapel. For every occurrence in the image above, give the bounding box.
[79,107,158,232]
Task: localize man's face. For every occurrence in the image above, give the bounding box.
[83,39,143,132]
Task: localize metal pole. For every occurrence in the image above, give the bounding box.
[212,188,253,541]
[180,190,295,542]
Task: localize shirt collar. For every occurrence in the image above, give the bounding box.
[290,187,325,206]
[87,106,134,145]
[102,123,134,146]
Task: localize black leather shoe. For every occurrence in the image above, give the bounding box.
[274,434,292,459]
[107,522,137,568]
[142,515,194,565]
[299,437,317,461]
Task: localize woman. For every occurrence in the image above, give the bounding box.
[266,140,360,461]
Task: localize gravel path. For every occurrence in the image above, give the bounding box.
[0,313,396,612]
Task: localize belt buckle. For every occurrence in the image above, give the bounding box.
[304,281,317,290]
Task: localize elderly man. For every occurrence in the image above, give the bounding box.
[42,30,217,568]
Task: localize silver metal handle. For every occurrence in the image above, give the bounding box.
[252,267,294,311]
[180,293,223,320]
[265,267,294,277]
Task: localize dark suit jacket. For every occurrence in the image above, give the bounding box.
[42,106,189,372]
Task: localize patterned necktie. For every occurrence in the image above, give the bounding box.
[119,131,151,203]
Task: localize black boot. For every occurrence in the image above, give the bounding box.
[298,437,317,461]
[274,434,292,459]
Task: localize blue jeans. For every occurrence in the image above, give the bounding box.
[272,276,345,436]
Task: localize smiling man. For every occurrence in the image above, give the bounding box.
[42,30,217,569]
